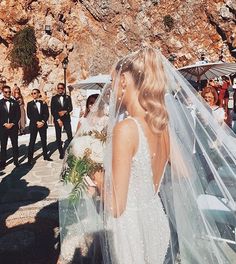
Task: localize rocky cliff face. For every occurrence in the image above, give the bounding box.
[0,0,235,98]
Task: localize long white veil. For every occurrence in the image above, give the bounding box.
[161,57,236,263]
[59,87,110,263]
[59,49,236,264]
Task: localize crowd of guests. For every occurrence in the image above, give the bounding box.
[0,73,235,170]
[0,82,73,170]
[200,75,236,132]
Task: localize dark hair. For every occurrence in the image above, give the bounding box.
[84,94,99,117]
[222,76,229,81]
[32,88,40,94]
[57,83,65,88]
[2,85,11,91]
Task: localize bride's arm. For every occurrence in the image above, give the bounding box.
[94,119,137,217]
[111,120,137,217]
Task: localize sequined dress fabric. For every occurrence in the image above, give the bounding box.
[108,117,170,264]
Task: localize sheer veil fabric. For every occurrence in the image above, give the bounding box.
[59,48,236,264]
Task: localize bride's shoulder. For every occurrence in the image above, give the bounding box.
[113,118,138,139]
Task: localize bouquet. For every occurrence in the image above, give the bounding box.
[61,129,107,202]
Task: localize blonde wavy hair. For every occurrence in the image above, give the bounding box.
[115,47,168,133]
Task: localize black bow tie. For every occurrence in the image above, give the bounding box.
[4,99,10,102]
[34,100,40,103]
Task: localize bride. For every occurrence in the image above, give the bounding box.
[94,48,171,263]
[60,47,236,264]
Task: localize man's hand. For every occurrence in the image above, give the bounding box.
[36,121,44,128]
[58,111,67,117]
[3,123,14,129]
[57,119,63,128]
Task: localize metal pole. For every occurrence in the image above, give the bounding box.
[64,68,67,94]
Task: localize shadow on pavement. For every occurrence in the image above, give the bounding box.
[0,163,60,263]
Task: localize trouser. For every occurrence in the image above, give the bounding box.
[0,127,19,166]
[54,120,73,155]
[28,127,48,161]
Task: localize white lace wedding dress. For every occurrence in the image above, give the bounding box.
[107,117,170,264]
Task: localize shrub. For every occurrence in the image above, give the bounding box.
[163,15,174,30]
[9,26,40,84]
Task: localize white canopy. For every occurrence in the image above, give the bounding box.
[70,74,111,90]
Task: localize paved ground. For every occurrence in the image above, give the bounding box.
[0,124,235,264]
[0,128,64,264]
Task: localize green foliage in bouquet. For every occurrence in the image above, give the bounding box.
[62,153,90,201]
[61,129,107,203]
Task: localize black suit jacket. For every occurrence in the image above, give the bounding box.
[27,100,49,130]
[51,94,73,122]
[0,98,20,129]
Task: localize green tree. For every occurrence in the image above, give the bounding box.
[9,26,40,84]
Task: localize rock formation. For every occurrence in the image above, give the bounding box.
[0,0,235,101]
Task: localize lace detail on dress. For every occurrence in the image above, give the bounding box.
[108,117,170,264]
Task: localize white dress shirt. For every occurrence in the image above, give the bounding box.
[6,100,10,112]
[35,100,41,113]
[60,96,64,107]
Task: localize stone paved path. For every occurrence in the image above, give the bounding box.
[1,127,235,264]
[0,129,64,264]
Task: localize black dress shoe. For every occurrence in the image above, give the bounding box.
[59,154,64,160]
[0,165,5,171]
[14,162,20,167]
[44,157,53,161]
[27,160,34,166]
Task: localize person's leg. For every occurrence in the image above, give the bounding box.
[39,127,49,159]
[54,121,63,157]
[0,130,8,168]
[64,120,73,142]
[9,128,19,165]
[28,128,38,162]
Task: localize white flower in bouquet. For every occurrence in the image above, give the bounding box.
[61,129,107,202]
[71,134,105,164]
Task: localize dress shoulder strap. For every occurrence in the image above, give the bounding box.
[127,116,145,142]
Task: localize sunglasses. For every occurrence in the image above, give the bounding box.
[58,87,65,90]
[31,92,38,95]
[4,91,11,94]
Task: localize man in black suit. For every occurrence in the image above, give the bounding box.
[0,85,20,169]
[27,89,52,165]
[51,83,73,159]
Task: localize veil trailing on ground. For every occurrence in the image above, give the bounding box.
[59,48,236,264]
[59,86,110,263]
[160,57,236,264]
